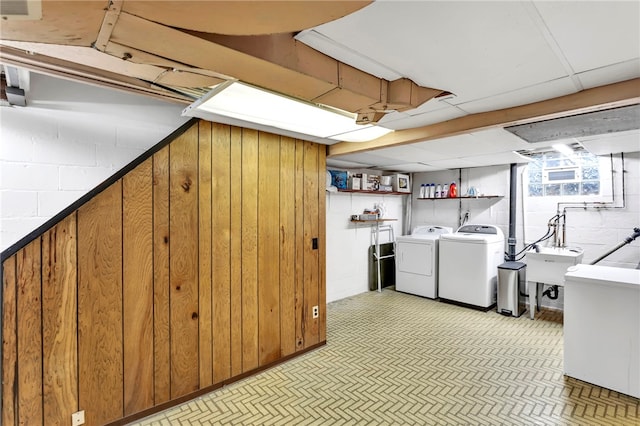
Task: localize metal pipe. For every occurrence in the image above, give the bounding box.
[507,163,518,260]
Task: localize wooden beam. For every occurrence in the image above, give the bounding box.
[328,78,640,157]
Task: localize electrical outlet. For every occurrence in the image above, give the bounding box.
[312,305,319,318]
[72,410,85,426]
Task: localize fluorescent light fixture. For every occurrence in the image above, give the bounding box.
[182,81,392,143]
[552,143,574,157]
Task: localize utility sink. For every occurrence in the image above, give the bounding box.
[526,246,584,285]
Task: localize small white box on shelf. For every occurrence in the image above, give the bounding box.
[392,174,411,193]
[348,176,361,190]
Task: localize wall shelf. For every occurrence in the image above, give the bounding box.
[417,195,503,200]
[336,189,410,196]
[350,219,398,223]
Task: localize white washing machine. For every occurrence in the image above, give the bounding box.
[395,225,453,299]
[438,224,505,308]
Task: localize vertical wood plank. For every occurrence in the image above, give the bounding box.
[123,159,154,415]
[78,182,123,425]
[317,146,327,343]
[241,128,259,372]
[279,137,296,357]
[42,214,78,424]
[229,126,243,377]
[2,255,17,426]
[17,239,43,425]
[198,121,213,388]
[169,125,200,398]
[303,142,320,348]
[153,145,171,404]
[294,140,305,351]
[212,123,231,382]
[258,132,281,365]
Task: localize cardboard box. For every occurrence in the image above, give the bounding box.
[329,170,348,189]
[392,174,411,192]
[348,176,361,190]
[365,174,380,191]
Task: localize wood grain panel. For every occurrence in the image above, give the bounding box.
[2,255,17,426]
[123,159,154,415]
[42,214,78,424]
[212,123,231,382]
[78,182,123,425]
[153,145,171,404]
[241,128,259,372]
[0,119,329,425]
[317,147,327,343]
[303,142,320,348]
[229,126,243,377]
[258,132,281,365]
[169,126,200,398]
[294,140,305,351]
[198,121,213,387]
[17,239,42,425]
[279,137,296,357]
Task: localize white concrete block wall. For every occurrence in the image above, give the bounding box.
[525,153,639,268]
[326,186,406,303]
[408,154,639,311]
[411,165,515,239]
[0,71,189,251]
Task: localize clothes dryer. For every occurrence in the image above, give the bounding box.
[395,225,452,298]
[438,224,505,308]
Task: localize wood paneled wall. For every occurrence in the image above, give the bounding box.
[1,120,326,425]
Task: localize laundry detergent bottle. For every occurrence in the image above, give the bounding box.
[448,181,458,198]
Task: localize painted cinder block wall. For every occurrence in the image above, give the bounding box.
[0,72,190,251]
[326,189,406,302]
[411,153,640,309]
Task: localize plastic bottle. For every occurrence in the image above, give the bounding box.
[435,184,442,198]
[448,181,458,198]
[419,184,426,198]
[429,183,435,198]
[442,184,449,198]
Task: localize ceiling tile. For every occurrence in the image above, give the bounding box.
[455,77,577,114]
[294,29,403,81]
[380,103,467,130]
[534,1,640,73]
[461,151,533,167]
[578,129,640,155]
[307,2,567,102]
[373,144,451,162]
[326,158,375,169]
[409,130,527,158]
[426,158,482,169]
[577,59,640,90]
[331,151,406,167]
[377,163,443,173]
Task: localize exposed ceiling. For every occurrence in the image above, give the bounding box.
[1,0,639,172]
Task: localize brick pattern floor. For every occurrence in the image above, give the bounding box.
[131,288,639,425]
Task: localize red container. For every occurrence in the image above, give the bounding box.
[448,182,458,198]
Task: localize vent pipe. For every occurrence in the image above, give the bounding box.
[507,163,518,261]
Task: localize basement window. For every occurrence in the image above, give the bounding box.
[527,149,603,197]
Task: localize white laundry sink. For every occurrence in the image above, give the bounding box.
[526,246,584,285]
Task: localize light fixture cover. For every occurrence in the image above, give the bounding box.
[182,81,392,143]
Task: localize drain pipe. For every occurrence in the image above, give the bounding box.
[507,163,518,261]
